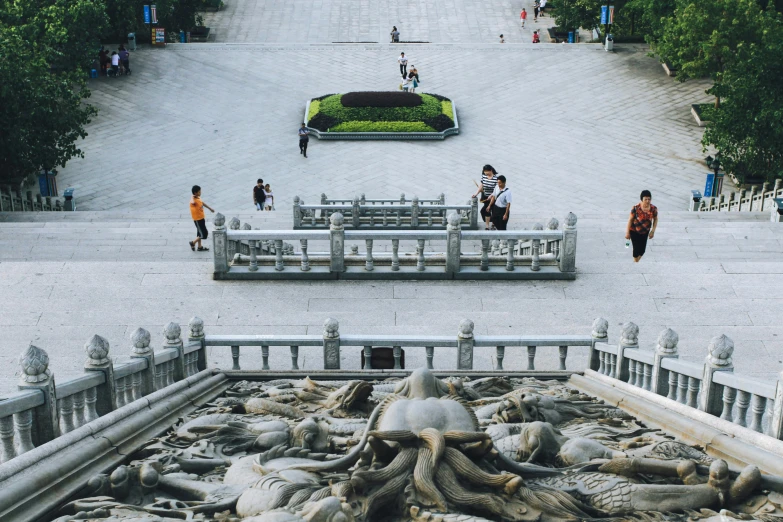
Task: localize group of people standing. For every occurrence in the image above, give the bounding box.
[98,45,131,77]
[397,53,420,92]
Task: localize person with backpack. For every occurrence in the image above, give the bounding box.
[487,175,512,230]
[253,179,266,210]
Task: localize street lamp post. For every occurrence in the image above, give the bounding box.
[704,155,723,197]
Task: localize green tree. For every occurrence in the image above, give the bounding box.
[624,0,677,42]
[701,8,783,183]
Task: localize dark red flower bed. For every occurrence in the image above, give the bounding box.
[340,92,423,108]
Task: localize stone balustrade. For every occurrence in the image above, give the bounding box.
[319,192,445,206]
[0,319,208,464]
[0,187,65,212]
[214,211,578,280]
[293,195,477,229]
[588,318,783,440]
[690,179,783,218]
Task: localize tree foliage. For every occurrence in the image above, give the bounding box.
[0,0,106,185]
[103,0,204,42]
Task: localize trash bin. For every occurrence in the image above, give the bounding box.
[63,188,76,211]
[568,31,574,43]
[605,33,614,52]
[128,32,136,51]
[180,30,186,43]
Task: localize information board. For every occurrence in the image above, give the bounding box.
[152,27,166,45]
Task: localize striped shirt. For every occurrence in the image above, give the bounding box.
[481,173,499,198]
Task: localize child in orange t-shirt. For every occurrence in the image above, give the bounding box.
[189,185,215,251]
[520,8,527,28]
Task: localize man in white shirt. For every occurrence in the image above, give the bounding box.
[487,175,512,230]
[398,52,408,77]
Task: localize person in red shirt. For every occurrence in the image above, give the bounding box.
[625,190,659,262]
[532,31,540,43]
[189,185,215,251]
[520,8,528,28]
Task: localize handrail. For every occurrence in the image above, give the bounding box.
[713,370,777,398]
[0,390,44,418]
[55,372,105,399]
[114,358,147,379]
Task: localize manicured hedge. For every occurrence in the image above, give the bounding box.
[423,114,456,132]
[308,113,339,131]
[341,91,423,108]
[319,93,442,122]
[329,121,436,132]
[308,100,320,121]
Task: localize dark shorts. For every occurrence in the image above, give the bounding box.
[194,219,208,240]
[630,231,648,257]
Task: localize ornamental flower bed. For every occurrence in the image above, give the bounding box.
[305,91,458,139]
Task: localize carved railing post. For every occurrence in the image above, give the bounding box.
[227,217,240,260]
[651,328,679,395]
[352,197,361,228]
[17,344,60,447]
[320,193,328,217]
[188,316,207,372]
[445,213,462,276]
[293,196,302,227]
[329,213,345,275]
[699,334,734,415]
[469,196,478,229]
[559,212,577,273]
[84,335,117,416]
[589,317,608,371]
[457,319,474,370]
[770,364,783,439]
[616,322,638,382]
[212,213,228,279]
[411,197,420,228]
[399,193,405,204]
[164,322,186,382]
[323,318,340,369]
[130,328,156,396]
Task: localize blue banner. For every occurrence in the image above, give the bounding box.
[601,5,608,24]
[704,172,715,198]
[143,5,150,24]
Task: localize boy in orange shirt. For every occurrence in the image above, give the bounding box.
[189,185,215,251]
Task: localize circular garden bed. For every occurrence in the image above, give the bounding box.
[305,92,459,140]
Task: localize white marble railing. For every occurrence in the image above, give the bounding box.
[690,179,783,220]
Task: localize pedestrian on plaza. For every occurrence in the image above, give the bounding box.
[625,190,658,263]
[189,185,215,252]
[299,123,310,158]
[264,183,275,211]
[487,175,512,231]
[253,179,266,211]
[408,67,420,92]
[391,26,400,43]
[401,74,412,92]
[540,0,548,17]
[99,47,110,76]
[499,34,505,43]
[534,1,540,21]
[472,164,499,230]
[118,45,131,75]
[520,8,528,28]
[398,52,408,77]
[532,30,540,43]
[109,51,120,77]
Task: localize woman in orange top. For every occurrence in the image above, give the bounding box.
[625,190,658,262]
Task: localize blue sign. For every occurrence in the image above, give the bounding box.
[704,172,715,198]
[143,5,150,24]
[601,5,608,24]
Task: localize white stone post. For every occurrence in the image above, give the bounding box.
[163,322,186,382]
[17,344,60,447]
[698,334,735,416]
[589,317,608,371]
[329,213,345,275]
[188,316,207,372]
[130,327,156,396]
[323,318,341,369]
[212,213,229,279]
[411,197,420,228]
[651,328,679,396]
[352,197,361,228]
[227,217,240,260]
[84,334,118,416]
[445,212,462,276]
[469,196,478,229]
[293,196,302,227]
[615,322,638,382]
[559,212,577,273]
[457,319,474,370]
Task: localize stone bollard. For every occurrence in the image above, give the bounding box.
[588,317,608,371]
[445,212,462,275]
[457,319,474,370]
[188,316,207,372]
[293,196,302,227]
[352,197,361,228]
[17,344,59,449]
[469,196,479,229]
[399,193,405,204]
[559,212,577,273]
[84,334,117,416]
[323,318,340,369]
[130,327,156,396]
[615,322,639,382]
[212,213,228,279]
[698,334,734,416]
[329,213,345,275]
[651,328,679,395]
[411,197,420,228]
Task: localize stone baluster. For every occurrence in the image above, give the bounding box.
[598,352,606,375]
[290,346,299,370]
[393,346,402,369]
[491,239,500,256]
[651,328,679,396]
[749,395,766,432]
[323,318,341,369]
[72,390,86,428]
[329,213,346,275]
[558,346,568,370]
[131,371,143,401]
[615,322,638,383]
[212,213,228,279]
[559,212,577,273]
[18,344,60,446]
[396,209,402,227]
[416,239,426,271]
[505,238,517,271]
[698,334,735,416]
[735,390,750,427]
[547,218,560,259]
[411,197,419,228]
[390,239,400,271]
[426,346,435,369]
[369,210,375,227]
[666,371,678,400]
[131,327,156,396]
[114,377,126,408]
[188,316,207,373]
[299,239,310,271]
[495,346,505,370]
[446,213,461,275]
[480,240,490,271]
[457,319,474,370]
[123,374,134,405]
[248,232,259,272]
[274,239,284,271]
[59,395,75,434]
[227,217,240,261]
[84,386,99,423]
[609,354,617,379]
[15,410,35,455]
[262,345,270,370]
[720,386,737,421]
[527,346,536,371]
[676,373,688,404]
[469,197,479,229]
[365,239,374,271]
[636,362,646,388]
[352,197,361,228]
[628,360,638,386]
[686,377,699,408]
[231,346,241,370]
[0,416,15,463]
[293,196,302,227]
[642,363,653,391]
[437,209,443,227]
[363,346,373,370]
[588,317,608,372]
[531,223,543,271]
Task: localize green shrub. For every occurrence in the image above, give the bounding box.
[441,101,453,118]
[308,113,339,131]
[308,100,320,121]
[328,121,436,133]
[423,114,455,132]
[319,93,442,122]
[341,91,423,107]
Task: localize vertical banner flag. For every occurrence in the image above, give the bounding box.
[151,4,158,24]
[609,5,615,24]
[600,5,608,25]
[143,5,150,24]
